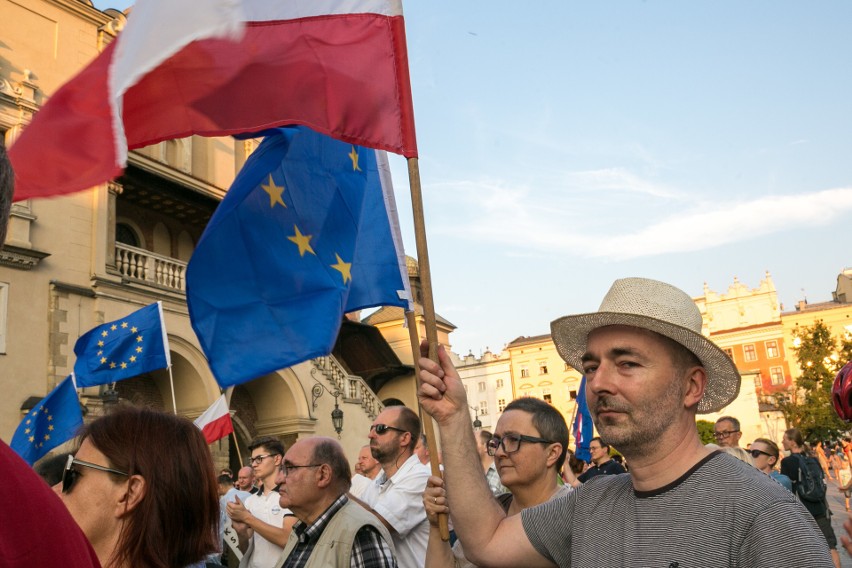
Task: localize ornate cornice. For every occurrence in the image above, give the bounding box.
[0,244,50,270]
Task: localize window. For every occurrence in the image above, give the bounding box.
[479,401,488,416]
[765,340,780,358]
[496,379,504,389]
[478,381,486,392]
[520,366,529,378]
[723,348,733,360]
[770,367,785,385]
[539,361,549,375]
[569,390,578,400]
[743,344,757,362]
[116,223,141,248]
[498,398,506,412]
[543,394,552,404]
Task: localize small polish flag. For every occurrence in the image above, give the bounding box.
[194,394,234,444]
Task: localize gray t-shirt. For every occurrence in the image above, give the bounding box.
[522,451,833,567]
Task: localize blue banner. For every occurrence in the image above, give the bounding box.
[573,376,594,463]
[10,376,83,465]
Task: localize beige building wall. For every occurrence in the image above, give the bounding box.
[454,348,512,433]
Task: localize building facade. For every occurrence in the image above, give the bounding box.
[0,0,386,469]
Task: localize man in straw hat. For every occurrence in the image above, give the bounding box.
[418,277,832,567]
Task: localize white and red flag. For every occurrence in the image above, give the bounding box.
[193,394,234,444]
[9,0,417,201]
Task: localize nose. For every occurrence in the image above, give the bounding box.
[586,360,618,397]
[52,482,62,495]
[274,468,285,485]
[368,428,377,440]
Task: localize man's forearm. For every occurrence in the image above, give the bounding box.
[245,515,293,547]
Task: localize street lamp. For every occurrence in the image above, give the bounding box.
[312,382,344,438]
[469,405,482,429]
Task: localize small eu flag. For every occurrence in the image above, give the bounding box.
[10,376,83,465]
[73,302,170,388]
[573,376,594,463]
[186,126,411,388]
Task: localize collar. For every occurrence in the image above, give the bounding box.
[376,454,420,486]
[293,494,348,544]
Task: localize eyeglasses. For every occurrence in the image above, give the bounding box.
[749,449,774,459]
[487,433,557,456]
[280,463,322,477]
[713,430,739,440]
[249,453,280,465]
[369,424,407,436]
[62,454,129,494]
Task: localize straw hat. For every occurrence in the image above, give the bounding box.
[550,277,740,414]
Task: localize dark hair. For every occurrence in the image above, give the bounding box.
[311,438,352,494]
[716,416,741,431]
[503,397,568,471]
[217,474,234,487]
[479,430,494,445]
[395,406,422,449]
[79,406,219,568]
[248,435,285,457]
[590,436,609,451]
[34,452,72,487]
[0,142,13,244]
[785,428,805,449]
[565,448,585,475]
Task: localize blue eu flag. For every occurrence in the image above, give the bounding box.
[186,126,411,388]
[73,302,170,387]
[10,376,83,465]
[573,376,594,463]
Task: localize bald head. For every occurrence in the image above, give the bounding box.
[236,466,254,491]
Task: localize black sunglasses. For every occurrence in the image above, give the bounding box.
[62,454,129,494]
[370,424,407,436]
[749,449,773,459]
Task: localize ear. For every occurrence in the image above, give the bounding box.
[116,474,147,518]
[682,366,707,408]
[315,464,333,489]
[545,443,563,469]
[768,455,777,467]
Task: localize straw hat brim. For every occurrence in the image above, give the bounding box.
[551,311,741,414]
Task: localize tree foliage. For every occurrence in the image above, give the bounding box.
[774,320,850,441]
[696,420,716,445]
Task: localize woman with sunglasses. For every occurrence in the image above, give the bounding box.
[750,438,793,492]
[55,405,221,568]
[422,397,569,568]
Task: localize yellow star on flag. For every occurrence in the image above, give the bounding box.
[24,428,30,434]
[44,434,50,441]
[121,322,128,328]
[111,324,117,331]
[331,254,352,284]
[110,362,117,369]
[48,424,54,431]
[131,327,138,333]
[121,362,127,369]
[261,175,286,208]
[28,436,34,443]
[288,225,315,257]
[47,415,52,421]
[136,346,143,353]
[130,356,137,362]
[100,357,107,364]
[349,146,362,171]
[98,340,104,347]
[137,335,143,342]
[101,330,108,337]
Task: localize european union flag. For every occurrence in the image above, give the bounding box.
[73,302,170,387]
[573,376,594,463]
[10,376,83,465]
[186,126,411,388]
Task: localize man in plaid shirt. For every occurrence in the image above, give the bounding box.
[273,437,397,568]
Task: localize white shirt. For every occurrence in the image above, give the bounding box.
[350,473,374,500]
[361,454,431,568]
[244,487,291,568]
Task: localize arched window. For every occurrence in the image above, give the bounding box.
[116,223,140,248]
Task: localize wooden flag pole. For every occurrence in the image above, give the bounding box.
[405,157,450,541]
[406,310,449,541]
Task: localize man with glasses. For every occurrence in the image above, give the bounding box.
[228,436,297,568]
[714,416,742,448]
[271,437,397,567]
[417,277,832,567]
[750,438,792,491]
[355,406,430,568]
[568,437,625,485]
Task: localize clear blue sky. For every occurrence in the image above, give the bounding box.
[93,1,852,356]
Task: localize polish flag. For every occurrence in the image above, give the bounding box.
[9,0,417,201]
[194,394,234,444]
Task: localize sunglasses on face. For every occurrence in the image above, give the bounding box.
[62,454,129,494]
[749,449,773,459]
[486,433,556,457]
[369,424,407,436]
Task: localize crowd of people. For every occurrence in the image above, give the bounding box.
[2,144,852,567]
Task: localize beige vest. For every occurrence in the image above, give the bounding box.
[275,498,395,568]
